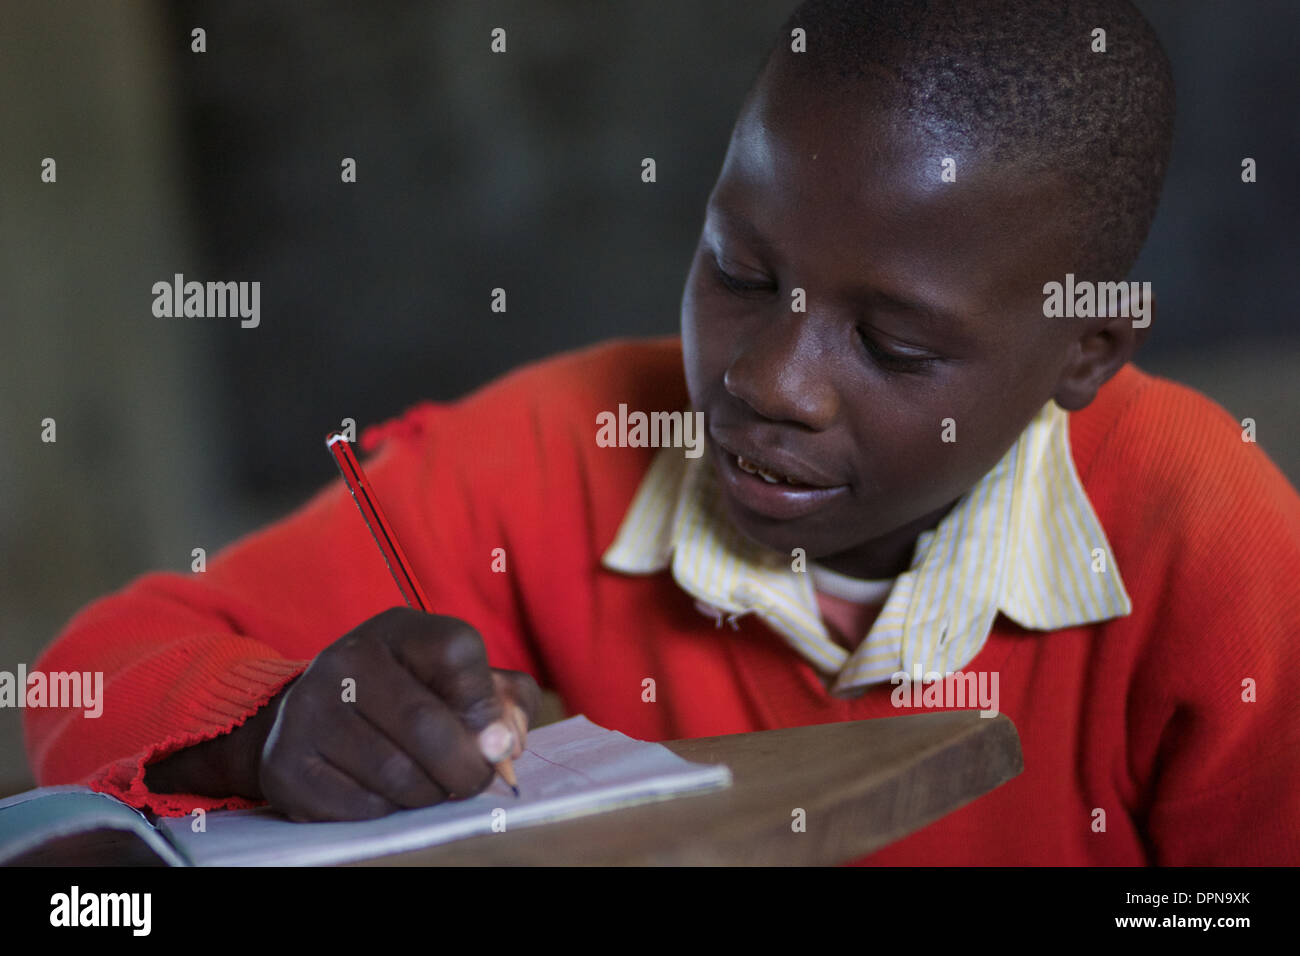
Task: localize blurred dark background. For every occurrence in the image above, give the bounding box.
[2,0,1297,793]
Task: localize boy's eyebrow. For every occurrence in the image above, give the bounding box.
[705,203,778,258]
[864,286,974,332]
[707,204,976,334]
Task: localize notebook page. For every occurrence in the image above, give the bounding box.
[156,715,732,866]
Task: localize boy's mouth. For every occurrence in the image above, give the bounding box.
[712,440,850,522]
[735,454,817,486]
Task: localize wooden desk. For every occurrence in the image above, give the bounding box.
[350,710,1022,866]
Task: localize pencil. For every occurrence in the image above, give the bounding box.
[325,430,519,797]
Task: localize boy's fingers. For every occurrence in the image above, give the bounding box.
[271,751,402,823]
[490,670,538,759]
[384,612,504,730]
[373,660,504,798]
[476,720,516,763]
[476,700,525,762]
[491,668,542,722]
[326,707,450,808]
[362,611,540,769]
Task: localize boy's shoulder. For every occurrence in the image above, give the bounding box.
[1070,361,1300,575]
[1072,362,1296,495]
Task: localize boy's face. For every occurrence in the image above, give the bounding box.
[681,68,1092,578]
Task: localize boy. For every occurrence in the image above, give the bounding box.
[26,0,1300,864]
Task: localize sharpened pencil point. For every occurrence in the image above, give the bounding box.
[497,755,518,794]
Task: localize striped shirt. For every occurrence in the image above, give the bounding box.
[602,398,1132,695]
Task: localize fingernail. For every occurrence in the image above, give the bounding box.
[478,721,515,762]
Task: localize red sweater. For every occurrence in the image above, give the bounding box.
[25,338,1300,865]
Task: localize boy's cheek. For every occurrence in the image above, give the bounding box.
[680,325,732,407]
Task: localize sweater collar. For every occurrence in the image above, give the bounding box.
[601,399,1131,693]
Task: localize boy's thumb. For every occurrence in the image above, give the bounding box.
[477,720,516,762]
[475,671,534,762]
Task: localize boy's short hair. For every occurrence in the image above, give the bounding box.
[762,0,1176,281]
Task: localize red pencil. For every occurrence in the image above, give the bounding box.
[325,431,519,796]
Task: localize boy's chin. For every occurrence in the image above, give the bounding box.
[720,498,841,561]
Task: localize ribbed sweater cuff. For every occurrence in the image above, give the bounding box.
[86,657,308,817]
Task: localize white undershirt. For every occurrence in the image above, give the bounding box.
[809,562,895,604]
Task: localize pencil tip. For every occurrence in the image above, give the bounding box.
[511,785,520,798]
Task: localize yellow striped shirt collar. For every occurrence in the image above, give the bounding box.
[601,400,1132,695]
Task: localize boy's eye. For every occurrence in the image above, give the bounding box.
[857,328,937,373]
[711,257,776,297]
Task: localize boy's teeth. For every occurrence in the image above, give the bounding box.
[737,454,801,486]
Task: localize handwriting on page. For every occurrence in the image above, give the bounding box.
[523,748,600,794]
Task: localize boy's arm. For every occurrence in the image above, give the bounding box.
[23,400,542,816]
[1141,639,1300,866]
[1139,567,1300,865]
[141,679,291,801]
[1132,448,1300,865]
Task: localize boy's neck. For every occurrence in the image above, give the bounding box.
[816,500,957,580]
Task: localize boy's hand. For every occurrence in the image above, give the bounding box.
[257,607,539,822]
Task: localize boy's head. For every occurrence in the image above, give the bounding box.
[680,0,1175,577]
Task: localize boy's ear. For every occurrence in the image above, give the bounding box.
[1053,287,1155,411]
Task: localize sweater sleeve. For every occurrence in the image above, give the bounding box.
[23,397,544,817]
[1110,381,1300,865]
[1138,489,1300,866]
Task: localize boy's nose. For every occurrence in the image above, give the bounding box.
[722,314,838,429]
